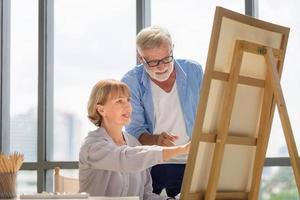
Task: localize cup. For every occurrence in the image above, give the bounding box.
[0,172,17,199]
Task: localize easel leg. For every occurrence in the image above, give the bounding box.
[249,73,275,200]
[205,40,244,200]
[265,47,300,193]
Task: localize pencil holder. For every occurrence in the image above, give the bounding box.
[0,152,23,199]
[0,172,17,198]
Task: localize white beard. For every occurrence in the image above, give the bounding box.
[145,64,174,82]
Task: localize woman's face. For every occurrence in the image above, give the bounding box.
[98,94,132,126]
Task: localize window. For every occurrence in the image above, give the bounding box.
[10,0,38,162]
[260,167,298,199]
[10,0,38,193]
[259,1,300,198]
[17,171,37,194]
[49,0,136,161]
[151,0,244,66]
[258,0,300,157]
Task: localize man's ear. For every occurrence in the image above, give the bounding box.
[96,104,105,116]
[137,51,144,64]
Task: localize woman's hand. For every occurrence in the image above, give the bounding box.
[181,141,190,154]
[162,141,191,161]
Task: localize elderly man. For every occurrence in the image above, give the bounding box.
[122,25,203,198]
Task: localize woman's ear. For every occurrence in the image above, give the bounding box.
[96,104,105,117]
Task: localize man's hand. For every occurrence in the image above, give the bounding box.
[157,132,178,146]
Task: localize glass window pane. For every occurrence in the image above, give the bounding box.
[10,0,38,162]
[16,171,37,194]
[49,0,136,161]
[259,0,300,157]
[151,0,244,66]
[260,167,299,199]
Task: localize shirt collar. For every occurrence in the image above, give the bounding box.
[97,127,130,146]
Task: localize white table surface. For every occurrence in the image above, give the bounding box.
[4,196,139,200]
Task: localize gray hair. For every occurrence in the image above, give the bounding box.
[136,25,172,53]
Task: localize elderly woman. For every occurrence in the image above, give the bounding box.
[79,79,190,200]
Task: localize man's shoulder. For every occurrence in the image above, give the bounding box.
[176,59,202,73]
[122,64,144,82]
[121,64,146,93]
[176,58,201,66]
[176,58,200,64]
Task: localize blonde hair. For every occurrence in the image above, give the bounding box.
[87,79,130,127]
[136,25,172,52]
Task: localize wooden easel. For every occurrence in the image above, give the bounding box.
[180,40,300,200]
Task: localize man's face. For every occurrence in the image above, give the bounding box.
[139,42,174,82]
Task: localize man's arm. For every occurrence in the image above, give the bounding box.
[139,132,178,146]
[138,132,158,145]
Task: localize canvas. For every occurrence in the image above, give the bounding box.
[180,6,300,200]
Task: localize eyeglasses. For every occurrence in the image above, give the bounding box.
[142,54,174,68]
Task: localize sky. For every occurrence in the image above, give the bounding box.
[10,0,300,159]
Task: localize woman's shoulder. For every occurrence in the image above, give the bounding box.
[123,132,141,147]
[82,128,110,147]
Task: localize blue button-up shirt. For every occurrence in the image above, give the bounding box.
[121,59,203,140]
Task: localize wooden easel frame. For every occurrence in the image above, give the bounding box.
[180,7,300,200]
